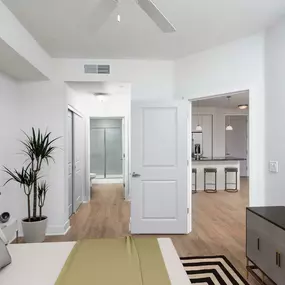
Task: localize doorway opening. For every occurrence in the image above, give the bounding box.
[90,117,124,183]
[190,90,250,233]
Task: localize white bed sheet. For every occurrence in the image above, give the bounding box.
[0,238,190,285]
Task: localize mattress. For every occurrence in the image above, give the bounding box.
[0,238,190,285]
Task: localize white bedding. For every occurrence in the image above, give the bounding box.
[0,238,190,285]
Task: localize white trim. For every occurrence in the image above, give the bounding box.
[67,104,83,118]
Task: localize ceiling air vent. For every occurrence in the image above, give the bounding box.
[84,64,110,74]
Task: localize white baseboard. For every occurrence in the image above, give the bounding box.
[46,219,70,236]
[16,220,71,237]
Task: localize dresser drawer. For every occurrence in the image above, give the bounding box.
[274,245,285,284]
[246,210,277,277]
[247,209,285,284]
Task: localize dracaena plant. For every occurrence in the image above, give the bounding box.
[3,128,59,222]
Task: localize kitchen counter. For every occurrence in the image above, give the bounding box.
[192,157,246,161]
[192,159,241,191]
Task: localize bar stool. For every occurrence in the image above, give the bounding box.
[204,168,217,193]
[225,167,238,192]
[192,168,197,194]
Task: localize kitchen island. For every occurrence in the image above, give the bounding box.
[192,157,246,191]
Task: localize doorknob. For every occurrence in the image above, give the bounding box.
[132,172,141,178]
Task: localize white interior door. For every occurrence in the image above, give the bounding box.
[73,113,84,210]
[67,110,73,217]
[121,118,129,200]
[225,115,248,176]
[131,100,189,234]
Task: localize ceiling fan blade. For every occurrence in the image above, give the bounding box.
[89,0,118,31]
[137,0,176,33]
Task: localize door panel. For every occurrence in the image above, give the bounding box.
[225,116,248,176]
[122,118,129,199]
[90,128,105,178]
[105,128,122,177]
[131,101,189,234]
[67,111,73,217]
[73,113,84,211]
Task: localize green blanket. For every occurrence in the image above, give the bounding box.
[55,237,171,285]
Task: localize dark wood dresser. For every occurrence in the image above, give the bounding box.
[246,206,285,284]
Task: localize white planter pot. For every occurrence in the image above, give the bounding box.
[22,217,48,243]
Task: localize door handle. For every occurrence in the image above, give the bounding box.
[132,172,141,178]
[257,238,260,251]
[277,252,281,268]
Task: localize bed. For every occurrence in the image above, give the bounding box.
[0,238,190,285]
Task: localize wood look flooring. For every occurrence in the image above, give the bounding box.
[46,179,263,284]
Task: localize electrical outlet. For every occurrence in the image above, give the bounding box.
[269,161,279,173]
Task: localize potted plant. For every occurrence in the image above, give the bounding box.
[3,128,58,243]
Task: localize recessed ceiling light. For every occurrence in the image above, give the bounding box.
[238,104,248,110]
[93,92,109,103]
[117,14,121,22]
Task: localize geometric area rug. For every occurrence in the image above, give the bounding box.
[181,255,249,285]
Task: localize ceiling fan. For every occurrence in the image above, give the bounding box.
[90,0,176,33]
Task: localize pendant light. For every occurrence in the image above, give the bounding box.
[226,124,233,131]
[196,100,202,131]
[226,96,233,131]
[117,0,121,22]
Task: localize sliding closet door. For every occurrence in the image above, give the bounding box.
[73,113,84,211]
[90,128,105,178]
[90,118,123,179]
[67,111,73,217]
[105,128,122,178]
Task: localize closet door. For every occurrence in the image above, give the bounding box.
[90,128,105,178]
[105,128,122,178]
[67,110,73,217]
[73,113,84,211]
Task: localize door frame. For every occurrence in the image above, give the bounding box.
[88,116,129,201]
[67,105,84,216]
[189,88,264,209]
[224,113,249,177]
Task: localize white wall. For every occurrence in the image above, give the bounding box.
[19,81,68,235]
[192,106,248,157]
[176,34,265,206]
[265,17,285,206]
[0,73,68,235]
[54,59,174,100]
[0,72,23,224]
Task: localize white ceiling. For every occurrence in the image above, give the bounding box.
[192,91,249,109]
[3,0,285,59]
[67,81,131,95]
[0,38,47,81]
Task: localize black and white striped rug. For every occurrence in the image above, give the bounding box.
[181,255,249,285]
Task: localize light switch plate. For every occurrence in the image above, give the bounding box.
[269,161,279,173]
